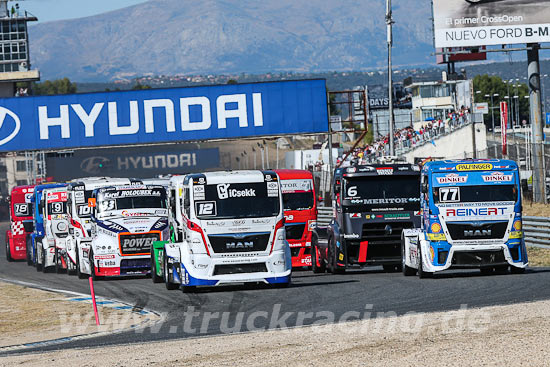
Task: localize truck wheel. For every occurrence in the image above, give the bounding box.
[151,252,163,283]
[164,254,178,290]
[417,247,433,279]
[329,238,345,275]
[311,237,326,274]
[55,248,62,274]
[35,242,43,271]
[510,266,526,274]
[401,242,416,276]
[90,251,102,281]
[76,252,87,279]
[41,247,48,273]
[5,236,13,262]
[26,238,33,266]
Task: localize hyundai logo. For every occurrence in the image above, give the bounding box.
[80,156,111,174]
[0,106,20,146]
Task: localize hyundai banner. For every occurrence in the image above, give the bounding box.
[433,0,550,48]
[46,145,220,181]
[0,79,328,152]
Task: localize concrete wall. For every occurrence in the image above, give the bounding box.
[403,123,487,163]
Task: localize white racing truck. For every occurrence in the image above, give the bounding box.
[78,184,169,279]
[152,170,291,292]
[38,187,70,273]
[66,177,142,278]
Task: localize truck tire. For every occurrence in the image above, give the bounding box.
[151,252,163,283]
[164,254,179,290]
[26,237,33,266]
[401,242,416,276]
[510,266,526,274]
[41,247,48,273]
[76,251,88,279]
[328,237,345,275]
[417,247,433,279]
[5,235,12,262]
[311,237,326,274]
[66,252,76,276]
[55,248,62,274]
[35,242,43,271]
[90,251,102,281]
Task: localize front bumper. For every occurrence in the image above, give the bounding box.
[9,235,28,260]
[423,241,528,273]
[93,254,151,277]
[289,242,312,267]
[175,249,292,286]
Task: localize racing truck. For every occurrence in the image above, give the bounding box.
[313,164,421,274]
[275,169,317,268]
[402,159,527,278]
[5,185,35,262]
[151,170,291,291]
[79,184,169,279]
[42,187,71,272]
[29,183,68,272]
[66,177,142,277]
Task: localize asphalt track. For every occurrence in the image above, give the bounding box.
[2,221,550,355]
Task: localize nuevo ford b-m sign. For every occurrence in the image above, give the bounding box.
[0,79,328,152]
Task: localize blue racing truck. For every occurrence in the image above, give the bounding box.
[28,183,67,271]
[401,159,527,278]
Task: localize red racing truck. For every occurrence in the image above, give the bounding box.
[275,169,317,268]
[5,185,35,262]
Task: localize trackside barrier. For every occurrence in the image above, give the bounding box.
[523,216,550,249]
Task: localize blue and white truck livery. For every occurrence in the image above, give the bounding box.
[155,170,291,292]
[401,159,527,277]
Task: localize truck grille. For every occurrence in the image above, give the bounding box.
[213,263,268,275]
[361,221,413,246]
[446,221,508,241]
[119,232,160,255]
[208,232,271,253]
[285,223,306,240]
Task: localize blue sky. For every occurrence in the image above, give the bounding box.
[21,0,149,23]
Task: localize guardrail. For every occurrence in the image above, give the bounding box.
[524,216,550,249]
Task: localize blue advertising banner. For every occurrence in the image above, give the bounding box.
[0,79,328,152]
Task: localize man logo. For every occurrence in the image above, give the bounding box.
[80,156,111,174]
[0,106,20,146]
[226,241,254,249]
[464,230,492,237]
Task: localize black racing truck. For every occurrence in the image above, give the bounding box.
[312,164,421,273]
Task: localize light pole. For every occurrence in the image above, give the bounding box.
[386,0,395,156]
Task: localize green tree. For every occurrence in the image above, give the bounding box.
[132,82,152,90]
[33,78,77,95]
[473,75,529,127]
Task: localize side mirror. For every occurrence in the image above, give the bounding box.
[88,198,96,208]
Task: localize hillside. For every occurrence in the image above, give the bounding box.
[28,0,433,81]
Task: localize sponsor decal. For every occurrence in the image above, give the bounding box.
[364,198,413,204]
[121,210,151,217]
[285,214,294,221]
[122,237,156,249]
[350,213,361,218]
[445,207,507,217]
[456,163,493,171]
[267,181,279,197]
[343,234,360,239]
[376,167,394,175]
[217,184,256,199]
[0,106,21,146]
[226,241,254,249]
[94,254,115,260]
[104,189,161,199]
[427,233,446,241]
[436,173,468,184]
[384,213,411,220]
[280,179,312,193]
[339,253,344,261]
[482,172,513,183]
[464,229,492,237]
[47,192,68,202]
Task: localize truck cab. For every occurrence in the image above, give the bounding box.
[314,164,421,273]
[79,184,169,279]
[5,185,35,262]
[29,183,67,271]
[66,177,142,277]
[401,159,527,277]
[42,187,70,272]
[274,169,317,268]
[152,170,291,291]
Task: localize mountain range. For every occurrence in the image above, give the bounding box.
[28,0,434,82]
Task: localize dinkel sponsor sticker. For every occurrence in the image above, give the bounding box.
[436,173,468,184]
[482,172,513,183]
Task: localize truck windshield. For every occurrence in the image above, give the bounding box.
[97,188,167,213]
[433,185,517,204]
[342,176,420,212]
[282,192,314,211]
[195,182,280,219]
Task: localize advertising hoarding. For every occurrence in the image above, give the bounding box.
[46,145,220,181]
[0,79,328,152]
[433,0,550,48]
